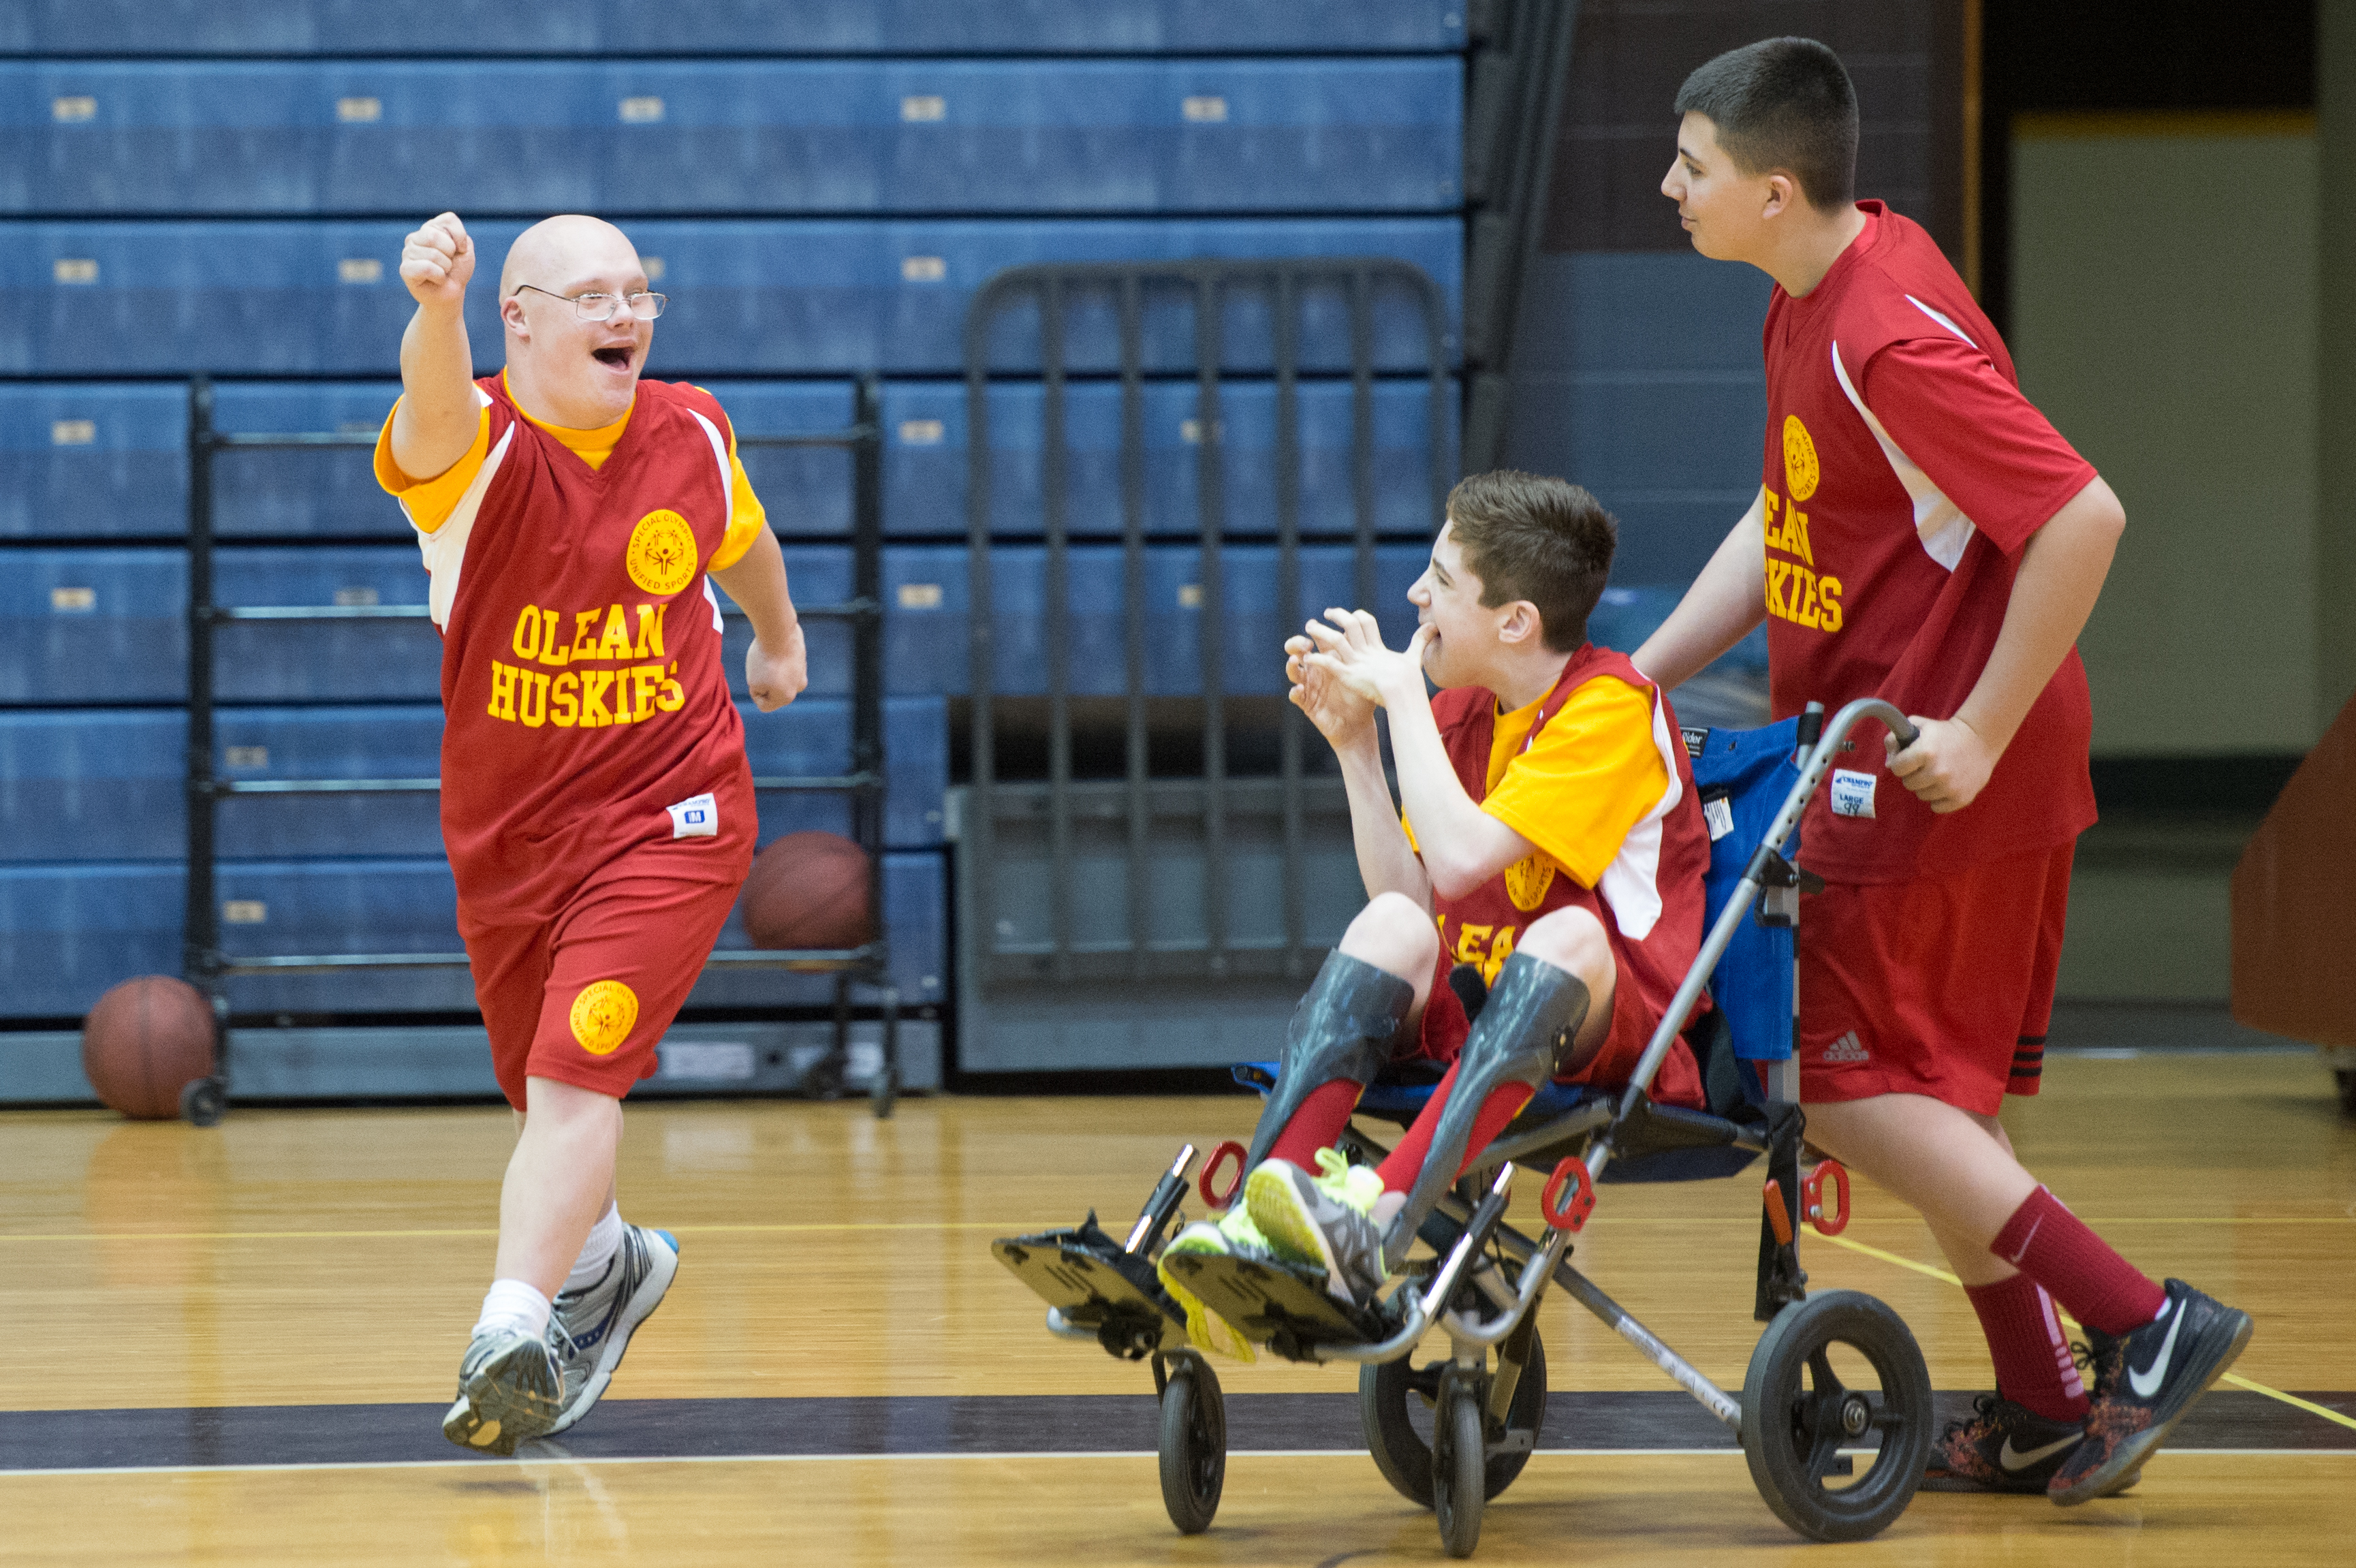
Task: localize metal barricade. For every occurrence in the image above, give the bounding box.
[961,258,1451,1003]
[180,375,900,1120]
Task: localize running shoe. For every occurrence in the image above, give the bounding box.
[2049,1279,2252,1505]
[442,1326,563,1457]
[1922,1394,2085,1494]
[546,1225,680,1437]
[1155,1207,1274,1362]
[1246,1147,1386,1307]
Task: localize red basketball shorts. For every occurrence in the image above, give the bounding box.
[1413,947,1705,1110]
[1799,843,2074,1116]
[460,830,752,1110]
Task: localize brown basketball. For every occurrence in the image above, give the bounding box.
[81,975,217,1120]
[741,830,874,951]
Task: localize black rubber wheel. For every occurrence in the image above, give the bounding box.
[179,1077,225,1128]
[1361,1330,1548,1507]
[1158,1353,1226,1535]
[1430,1368,1488,1559]
[1740,1289,1932,1542]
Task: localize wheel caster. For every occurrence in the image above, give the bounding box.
[1430,1366,1488,1558]
[180,1076,225,1128]
[1157,1350,1225,1535]
[1361,1330,1546,1508]
[1740,1289,1932,1541]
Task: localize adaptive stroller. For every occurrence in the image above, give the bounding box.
[994,699,1938,1556]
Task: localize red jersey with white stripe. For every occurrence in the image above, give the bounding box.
[1761,202,2099,882]
[1426,644,1712,1052]
[420,375,753,922]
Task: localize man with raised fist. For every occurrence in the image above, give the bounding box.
[377,211,807,1454]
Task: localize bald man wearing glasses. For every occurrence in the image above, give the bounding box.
[377,212,806,1455]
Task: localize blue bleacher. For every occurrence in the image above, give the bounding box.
[0,546,187,703]
[213,546,440,701]
[0,862,183,1016]
[0,710,185,861]
[710,381,859,539]
[211,382,408,537]
[883,377,1455,540]
[0,384,187,539]
[879,541,1428,695]
[5,59,1458,217]
[1,219,1462,377]
[2,3,1463,57]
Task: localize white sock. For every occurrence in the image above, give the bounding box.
[473,1278,552,1340]
[565,1203,625,1296]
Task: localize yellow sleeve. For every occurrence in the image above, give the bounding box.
[373,398,491,535]
[1481,676,1669,888]
[697,392,770,571]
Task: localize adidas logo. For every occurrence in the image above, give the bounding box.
[1821,1030,1870,1063]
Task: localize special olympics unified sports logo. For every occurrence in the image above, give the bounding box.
[1505,852,1556,913]
[626,509,699,596]
[569,979,640,1056]
[1782,415,1820,503]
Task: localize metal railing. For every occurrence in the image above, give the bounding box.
[962,257,1452,988]
[181,375,901,1118]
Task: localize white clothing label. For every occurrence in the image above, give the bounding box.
[1829,769,1876,819]
[667,792,718,839]
[1702,794,1734,842]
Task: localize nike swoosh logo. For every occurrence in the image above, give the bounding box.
[2129,1300,2184,1398]
[1999,1432,2081,1470]
[2004,1215,2043,1266]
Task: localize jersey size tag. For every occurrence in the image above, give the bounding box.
[1829,768,1876,819]
[1701,792,1734,841]
[666,792,718,839]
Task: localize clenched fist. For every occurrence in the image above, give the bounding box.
[400,212,474,310]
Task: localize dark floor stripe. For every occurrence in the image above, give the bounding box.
[1,1390,2348,1472]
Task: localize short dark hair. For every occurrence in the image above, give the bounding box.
[1673,37,1858,211]
[1445,471,1616,654]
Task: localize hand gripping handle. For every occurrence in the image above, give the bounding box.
[1199,1140,1246,1210]
[1802,1159,1850,1236]
[1541,1156,1596,1233]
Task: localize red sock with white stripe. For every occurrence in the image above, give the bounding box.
[1261,1078,1364,1170]
[1374,1060,1533,1193]
[1990,1186,2166,1336]
[1963,1272,2087,1423]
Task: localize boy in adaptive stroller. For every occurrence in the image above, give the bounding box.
[1157,471,1719,1353]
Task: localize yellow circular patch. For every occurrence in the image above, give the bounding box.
[569,980,640,1056]
[1504,853,1557,913]
[1782,415,1820,503]
[625,509,699,596]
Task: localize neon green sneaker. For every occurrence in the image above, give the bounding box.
[1246,1146,1388,1306]
[1155,1206,1276,1362]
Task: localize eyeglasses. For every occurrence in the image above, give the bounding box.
[510,283,669,323]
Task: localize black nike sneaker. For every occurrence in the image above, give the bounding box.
[2049,1278,2252,1505]
[1923,1394,2086,1494]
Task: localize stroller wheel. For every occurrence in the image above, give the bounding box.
[1430,1367,1489,1559]
[1360,1330,1548,1507]
[1157,1351,1226,1535]
[1740,1290,1932,1542]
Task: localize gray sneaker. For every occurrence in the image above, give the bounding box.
[1246,1148,1387,1306]
[545,1225,680,1436]
[442,1325,563,1456]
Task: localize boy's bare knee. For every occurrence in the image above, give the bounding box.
[1517,907,1612,993]
[1338,892,1439,982]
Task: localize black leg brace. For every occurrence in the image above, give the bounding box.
[1241,950,1416,1174]
[1381,951,1589,1272]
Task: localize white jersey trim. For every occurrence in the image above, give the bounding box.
[1829,340,1977,574]
[1595,685,1684,943]
[685,408,733,536]
[407,388,510,632]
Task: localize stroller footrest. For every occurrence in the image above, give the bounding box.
[1158,1250,1387,1355]
[992,1226,1184,1347]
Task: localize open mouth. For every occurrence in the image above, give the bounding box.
[591,346,634,369]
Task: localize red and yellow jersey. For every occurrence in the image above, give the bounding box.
[374,374,759,921]
[1411,644,1711,1039]
[1761,202,2099,881]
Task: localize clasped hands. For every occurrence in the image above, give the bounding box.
[1283,609,1433,742]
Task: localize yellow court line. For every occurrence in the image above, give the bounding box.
[1811,1230,2356,1434]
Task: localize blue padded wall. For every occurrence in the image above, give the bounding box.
[883,377,1455,541]
[0,383,187,538]
[0,547,187,703]
[5,59,1459,216]
[211,382,408,537]
[0,863,183,1016]
[0,710,185,861]
[4,3,1462,56]
[1,219,1462,376]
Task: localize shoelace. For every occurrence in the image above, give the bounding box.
[1936,1392,2002,1445]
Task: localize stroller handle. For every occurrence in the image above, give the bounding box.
[1596,697,1917,1175]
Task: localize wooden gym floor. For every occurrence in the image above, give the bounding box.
[1,1050,2352,1565]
